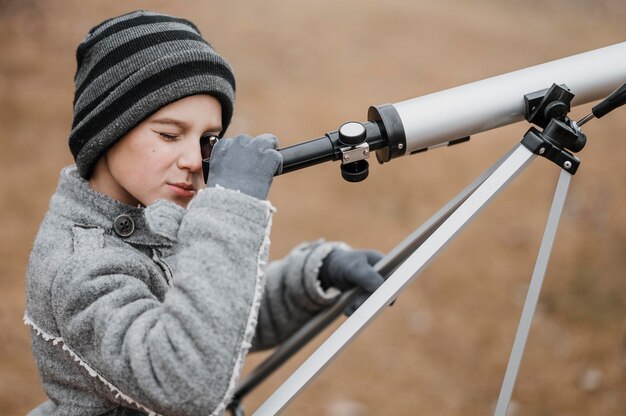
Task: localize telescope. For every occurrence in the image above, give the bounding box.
[226,42,626,416]
[277,41,626,181]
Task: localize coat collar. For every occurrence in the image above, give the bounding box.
[53,166,185,247]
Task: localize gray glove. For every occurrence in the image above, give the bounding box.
[319,249,385,316]
[207,133,283,200]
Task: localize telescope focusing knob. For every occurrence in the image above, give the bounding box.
[338,121,367,145]
[340,160,369,182]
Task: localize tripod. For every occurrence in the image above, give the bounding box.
[227,81,626,415]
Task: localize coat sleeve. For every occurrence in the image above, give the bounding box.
[251,240,349,351]
[49,188,274,416]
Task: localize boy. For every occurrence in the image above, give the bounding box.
[24,10,383,416]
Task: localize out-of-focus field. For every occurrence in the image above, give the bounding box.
[1,1,625,415]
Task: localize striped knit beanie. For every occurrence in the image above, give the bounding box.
[69,10,236,178]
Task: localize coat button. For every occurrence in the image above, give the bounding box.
[113,214,135,237]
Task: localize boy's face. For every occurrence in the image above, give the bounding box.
[90,94,222,208]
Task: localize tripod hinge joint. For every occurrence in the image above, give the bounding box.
[521,127,580,174]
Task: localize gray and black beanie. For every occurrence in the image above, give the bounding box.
[69,10,236,178]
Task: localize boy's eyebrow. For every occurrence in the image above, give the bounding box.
[150,117,222,132]
[150,117,189,128]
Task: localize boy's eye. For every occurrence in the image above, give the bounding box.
[159,132,178,141]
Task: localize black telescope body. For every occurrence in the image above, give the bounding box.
[278,121,385,174]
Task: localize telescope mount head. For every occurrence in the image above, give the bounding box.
[524,84,586,153]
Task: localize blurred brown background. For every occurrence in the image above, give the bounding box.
[1,1,625,415]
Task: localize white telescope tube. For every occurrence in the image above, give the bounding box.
[392,42,626,154]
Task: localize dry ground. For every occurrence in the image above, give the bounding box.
[1,1,626,415]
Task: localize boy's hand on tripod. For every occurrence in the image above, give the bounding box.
[319,249,385,316]
[207,133,283,200]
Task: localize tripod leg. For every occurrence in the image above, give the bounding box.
[380,146,518,276]
[254,144,537,416]
[231,148,518,404]
[494,169,572,416]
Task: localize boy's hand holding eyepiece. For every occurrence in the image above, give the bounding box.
[319,248,385,316]
[207,134,283,200]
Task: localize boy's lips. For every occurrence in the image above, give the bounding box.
[171,182,195,190]
[168,182,196,197]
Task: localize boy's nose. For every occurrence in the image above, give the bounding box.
[177,139,203,172]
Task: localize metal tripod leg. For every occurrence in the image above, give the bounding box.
[229,148,518,414]
[254,144,537,415]
[494,168,572,416]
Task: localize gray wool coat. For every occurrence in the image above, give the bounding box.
[25,166,345,416]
